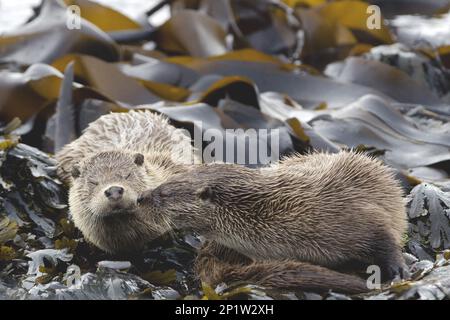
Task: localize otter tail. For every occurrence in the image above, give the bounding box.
[195,242,369,294]
[221,260,370,294]
[199,259,369,294]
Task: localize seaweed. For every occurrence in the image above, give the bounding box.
[407,183,450,255]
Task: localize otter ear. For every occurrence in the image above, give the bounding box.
[134,153,144,166]
[71,166,81,179]
[196,186,215,202]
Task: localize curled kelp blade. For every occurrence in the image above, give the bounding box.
[54,62,76,153]
[332,96,450,148]
[119,58,200,89]
[0,63,114,124]
[0,64,64,122]
[52,54,162,105]
[328,57,444,106]
[226,0,303,57]
[289,0,393,67]
[0,0,119,66]
[309,95,450,170]
[195,76,260,108]
[154,10,228,57]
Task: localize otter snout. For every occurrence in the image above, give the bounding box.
[104,186,124,201]
[137,189,162,207]
[137,189,153,205]
[136,194,146,205]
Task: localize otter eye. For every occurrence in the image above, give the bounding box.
[125,173,132,180]
[71,166,81,179]
[197,186,214,201]
[88,180,98,186]
[134,153,144,166]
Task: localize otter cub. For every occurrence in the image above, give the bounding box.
[56,111,195,253]
[139,151,408,285]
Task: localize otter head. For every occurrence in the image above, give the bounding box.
[137,176,217,234]
[72,151,146,217]
[69,150,168,253]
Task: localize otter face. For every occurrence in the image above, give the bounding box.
[138,179,216,233]
[69,151,168,253]
[72,152,146,218]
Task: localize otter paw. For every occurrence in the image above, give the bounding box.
[386,263,410,282]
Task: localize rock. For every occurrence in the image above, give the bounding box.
[395,265,450,300]
[98,261,132,270]
[407,183,450,256]
[0,139,196,300]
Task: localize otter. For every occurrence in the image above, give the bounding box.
[56,110,196,253]
[138,151,408,293]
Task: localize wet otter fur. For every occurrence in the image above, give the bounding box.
[139,151,408,293]
[56,110,195,253]
[194,241,371,294]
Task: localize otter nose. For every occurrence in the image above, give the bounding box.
[137,189,160,206]
[137,189,152,205]
[104,186,124,201]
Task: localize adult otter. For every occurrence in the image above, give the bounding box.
[56,110,196,253]
[138,151,408,293]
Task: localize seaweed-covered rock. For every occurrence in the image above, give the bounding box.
[0,138,200,300]
[407,183,450,259]
[368,252,450,300]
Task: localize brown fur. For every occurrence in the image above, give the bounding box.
[56,110,196,253]
[139,151,408,292]
[195,242,368,294]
